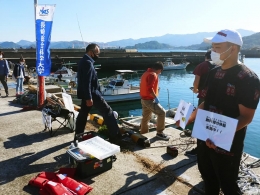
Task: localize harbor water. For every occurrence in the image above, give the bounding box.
[100,57,260,158]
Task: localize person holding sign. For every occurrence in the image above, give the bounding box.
[186,29,260,195]
[140,61,170,140]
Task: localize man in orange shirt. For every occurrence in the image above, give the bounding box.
[140,61,169,140]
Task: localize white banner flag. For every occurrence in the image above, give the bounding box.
[35,5,56,76]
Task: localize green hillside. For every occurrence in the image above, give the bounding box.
[125,41,174,49]
[242,32,260,49]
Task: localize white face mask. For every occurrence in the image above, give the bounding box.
[211,46,232,66]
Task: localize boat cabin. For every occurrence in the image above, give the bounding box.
[51,66,76,79]
[163,58,175,66]
[108,79,130,89]
[106,70,137,89]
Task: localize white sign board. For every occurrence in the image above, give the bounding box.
[173,100,194,129]
[192,109,238,151]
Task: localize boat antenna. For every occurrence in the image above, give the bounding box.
[76,13,86,48]
[167,89,170,110]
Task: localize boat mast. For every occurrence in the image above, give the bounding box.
[76,13,86,48]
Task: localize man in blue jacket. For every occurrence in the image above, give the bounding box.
[0,51,9,97]
[75,43,121,143]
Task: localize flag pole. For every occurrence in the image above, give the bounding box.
[34,0,45,107]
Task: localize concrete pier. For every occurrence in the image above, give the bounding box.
[1,86,260,194]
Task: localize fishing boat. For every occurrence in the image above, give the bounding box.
[163,58,189,70]
[48,62,77,82]
[69,70,140,104]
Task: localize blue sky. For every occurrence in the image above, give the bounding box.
[2,0,260,43]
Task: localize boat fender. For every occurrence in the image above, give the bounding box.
[102,89,106,95]
[113,111,118,119]
[89,114,104,125]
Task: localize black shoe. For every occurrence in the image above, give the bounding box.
[6,94,9,97]
[185,147,197,156]
[156,133,170,141]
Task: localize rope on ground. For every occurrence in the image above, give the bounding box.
[237,153,260,194]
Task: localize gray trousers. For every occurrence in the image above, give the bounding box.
[140,99,166,134]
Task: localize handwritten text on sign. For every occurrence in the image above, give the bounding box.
[192,109,238,151]
[173,100,194,129]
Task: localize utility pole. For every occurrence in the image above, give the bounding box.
[34,0,45,107]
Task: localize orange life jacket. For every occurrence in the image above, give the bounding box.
[140,68,159,100]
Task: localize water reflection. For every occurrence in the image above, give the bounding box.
[160,69,187,81]
[92,100,142,119]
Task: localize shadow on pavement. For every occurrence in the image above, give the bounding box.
[112,158,203,195]
[4,128,74,149]
[0,110,23,117]
[0,142,71,186]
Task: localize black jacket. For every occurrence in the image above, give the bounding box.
[13,63,25,78]
[77,54,100,99]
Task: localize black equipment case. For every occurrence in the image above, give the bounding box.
[67,132,116,178]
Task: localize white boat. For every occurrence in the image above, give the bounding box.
[70,70,140,104]
[163,58,189,70]
[100,70,140,103]
[48,63,77,81]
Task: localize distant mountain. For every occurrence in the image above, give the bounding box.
[50,40,88,49]
[16,40,35,47]
[242,32,260,49]
[0,42,21,49]
[0,29,258,49]
[175,32,260,50]
[107,29,255,47]
[175,42,211,50]
[125,41,174,49]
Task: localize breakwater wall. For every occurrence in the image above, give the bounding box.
[1,49,259,71]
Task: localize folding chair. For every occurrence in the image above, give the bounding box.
[61,93,79,131]
[42,103,75,136]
